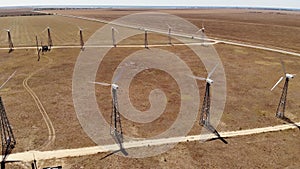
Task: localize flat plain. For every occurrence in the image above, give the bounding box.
[0,8,299,168]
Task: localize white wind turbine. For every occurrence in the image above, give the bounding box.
[189,64,218,126]
[111,27,119,47]
[271,57,295,118]
[3,28,14,52]
[167,24,172,45]
[90,69,124,138]
[77,26,87,50]
[189,64,227,144]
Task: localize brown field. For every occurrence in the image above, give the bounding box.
[47,8,300,51]
[0,15,103,47]
[0,8,299,168]
[0,8,47,17]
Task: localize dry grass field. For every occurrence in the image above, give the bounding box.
[0,8,299,168]
[0,14,103,47]
[0,8,46,17]
[47,8,300,51]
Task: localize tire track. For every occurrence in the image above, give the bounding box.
[22,55,56,150]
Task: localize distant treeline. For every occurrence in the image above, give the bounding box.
[33,8,94,11]
[0,11,51,17]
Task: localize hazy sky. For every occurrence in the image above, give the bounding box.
[1,0,300,9]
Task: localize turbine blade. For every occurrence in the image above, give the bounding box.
[187,74,206,81]
[207,63,219,79]
[42,26,50,33]
[90,81,111,86]
[280,57,286,75]
[0,70,17,90]
[113,68,125,84]
[113,27,119,34]
[41,28,47,33]
[271,76,284,91]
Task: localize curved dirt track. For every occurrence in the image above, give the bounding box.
[22,55,56,150]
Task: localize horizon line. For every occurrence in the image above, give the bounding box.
[0,5,299,11]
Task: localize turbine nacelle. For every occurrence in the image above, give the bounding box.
[201,27,205,33]
[286,73,295,79]
[112,83,119,90]
[206,78,213,84]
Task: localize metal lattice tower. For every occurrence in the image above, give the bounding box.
[276,78,289,118]
[7,31,14,52]
[271,57,295,119]
[201,30,205,45]
[188,64,227,143]
[0,97,16,165]
[201,83,211,126]
[47,27,53,49]
[35,35,39,52]
[36,36,42,61]
[144,30,148,48]
[79,29,84,50]
[168,27,172,45]
[110,87,123,140]
[112,27,117,47]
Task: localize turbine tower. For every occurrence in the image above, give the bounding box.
[77,26,85,50]
[200,22,205,45]
[90,71,124,142]
[80,29,84,50]
[46,27,53,49]
[35,35,42,61]
[5,30,14,53]
[0,71,17,168]
[189,64,218,126]
[144,29,148,48]
[195,22,205,45]
[111,27,118,47]
[189,64,227,143]
[167,24,172,45]
[35,35,39,52]
[271,58,296,118]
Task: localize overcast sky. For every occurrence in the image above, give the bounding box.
[1,0,300,9]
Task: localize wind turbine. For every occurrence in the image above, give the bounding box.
[111,27,119,47]
[271,57,296,118]
[167,24,172,45]
[3,29,14,53]
[42,27,53,49]
[78,27,85,50]
[35,35,43,61]
[90,70,124,140]
[195,22,205,45]
[144,29,148,48]
[200,22,205,33]
[189,64,227,143]
[35,35,39,52]
[189,64,218,126]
